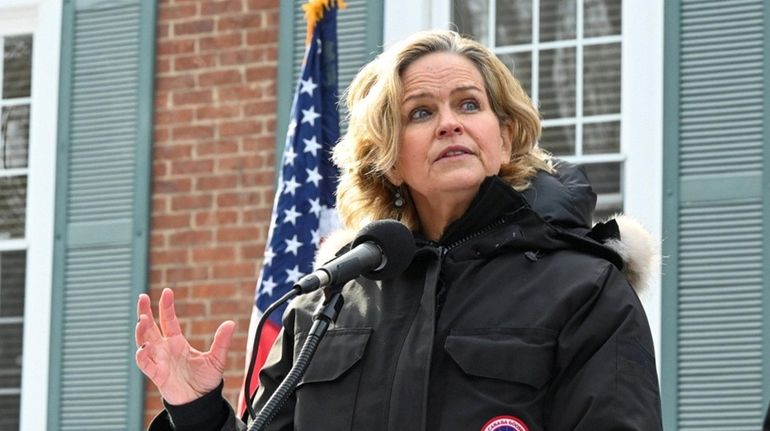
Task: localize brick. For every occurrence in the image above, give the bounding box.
[174,19,215,36]
[243,101,274,116]
[174,302,207,317]
[211,299,247,315]
[212,262,257,279]
[165,266,210,282]
[192,283,238,298]
[220,119,262,137]
[245,29,277,45]
[247,0,278,10]
[216,191,259,208]
[217,84,262,102]
[192,246,236,263]
[171,194,214,211]
[195,139,240,155]
[199,69,243,87]
[241,244,264,259]
[219,49,262,66]
[169,230,213,246]
[200,34,243,52]
[172,89,214,106]
[174,53,218,72]
[151,196,168,213]
[151,249,189,265]
[152,214,191,229]
[171,159,215,175]
[217,14,262,32]
[216,226,261,242]
[245,65,274,81]
[156,75,197,91]
[194,210,240,226]
[171,124,215,140]
[242,136,276,152]
[196,175,238,191]
[201,0,244,16]
[158,4,198,21]
[155,57,172,74]
[154,144,193,160]
[155,178,193,194]
[156,39,196,56]
[156,108,195,125]
[216,154,265,171]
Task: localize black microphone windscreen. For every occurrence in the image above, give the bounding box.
[352,219,415,280]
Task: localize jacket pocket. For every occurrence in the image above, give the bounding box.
[292,327,372,430]
[445,328,556,389]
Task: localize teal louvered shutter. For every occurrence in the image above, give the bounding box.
[48,0,156,430]
[276,0,383,154]
[661,0,770,429]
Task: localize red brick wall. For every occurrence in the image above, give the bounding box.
[146,0,279,425]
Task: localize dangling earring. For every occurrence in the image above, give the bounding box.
[394,186,405,208]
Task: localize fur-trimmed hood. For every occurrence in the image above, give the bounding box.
[317,162,659,294]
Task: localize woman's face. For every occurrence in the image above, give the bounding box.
[390,52,512,211]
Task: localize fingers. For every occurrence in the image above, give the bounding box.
[135,314,162,347]
[135,342,160,382]
[208,320,236,371]
[158,288,183,338]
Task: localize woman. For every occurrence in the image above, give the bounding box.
[137,30,662,430]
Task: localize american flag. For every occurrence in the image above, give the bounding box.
[239,0,343,414]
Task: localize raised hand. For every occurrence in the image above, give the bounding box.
[135,288,236,405]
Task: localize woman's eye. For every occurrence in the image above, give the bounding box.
[460,100,480,111]
[409,108,431,121]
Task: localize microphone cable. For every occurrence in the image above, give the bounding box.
[241,289,298,421]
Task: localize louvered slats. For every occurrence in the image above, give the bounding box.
[679,0,763,176]
[57,2,144,430]
[674,0,766,428]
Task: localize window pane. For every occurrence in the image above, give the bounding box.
[495,0,532,46]
[497,52,532,96]
[540,125,575,156]
[2,105,30,169]
[3,35,33,99]
[0,323,22,388]
[584,121,620,154]
[581,162,622,220]
[0,394,20,430]
[452,0,489,45]
[583,43,621,116]
[584,0,621,37]
[0,176,26,239]
[540,0,576,42]
[539,47,576,119]
[1,251,25,317]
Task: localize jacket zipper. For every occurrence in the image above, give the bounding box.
[440,215,508,256]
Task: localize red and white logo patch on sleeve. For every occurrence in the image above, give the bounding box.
[481,415,529,431]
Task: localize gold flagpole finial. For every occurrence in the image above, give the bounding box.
[302,0,347,45]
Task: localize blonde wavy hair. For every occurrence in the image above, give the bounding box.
[333,30,552,231]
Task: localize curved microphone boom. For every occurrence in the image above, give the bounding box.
[293,219,416,293]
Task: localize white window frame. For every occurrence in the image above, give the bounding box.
[384,0,663,367]
[0,1,61,430]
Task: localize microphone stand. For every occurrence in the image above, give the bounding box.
[247,286,345,431]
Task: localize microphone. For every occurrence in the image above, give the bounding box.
[293,219,416,293]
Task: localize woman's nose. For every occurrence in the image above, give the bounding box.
[436,110,463,138]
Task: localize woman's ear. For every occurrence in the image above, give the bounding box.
[500,121,514,159]
[385,167,403,186]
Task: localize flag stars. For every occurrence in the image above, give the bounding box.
[261,276,277,296]
[283,144,297,166]
[301,106,321,126]
[299,77,318,96]
[311,229,321,245]
[283,176,301,196]
[308,198,322,217]
[283,205,302,226]
[287,118,297,138]
[263,247,275,267]
[303,135,322,156]
[306,167,322,187]
[284,235,303,256]
[285,265,304,284]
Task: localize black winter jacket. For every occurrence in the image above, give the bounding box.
[150,165,663,431]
